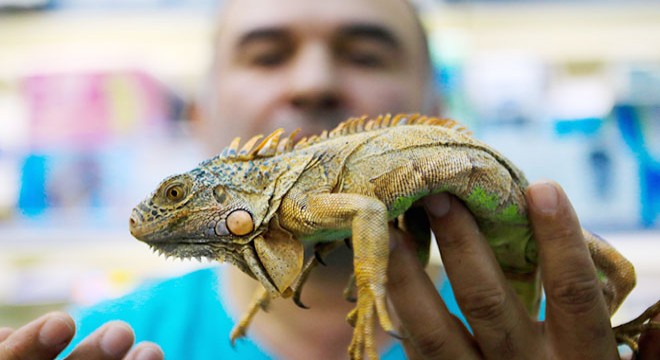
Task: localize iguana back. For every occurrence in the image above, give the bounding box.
[278,114,534,273]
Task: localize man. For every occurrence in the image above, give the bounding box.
[1,0,658,359]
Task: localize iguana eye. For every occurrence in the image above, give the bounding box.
[226,209,254,236]
[165,184,186,202]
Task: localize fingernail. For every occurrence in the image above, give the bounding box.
[423,193,451,218]
[100,322,133,357]
[39,313,73,347]
[529,182,558,215]
[134,345,163,360]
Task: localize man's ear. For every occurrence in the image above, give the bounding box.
[186,100,200,121]
[185,99,210,145]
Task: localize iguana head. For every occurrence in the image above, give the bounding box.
[129,165,304,297]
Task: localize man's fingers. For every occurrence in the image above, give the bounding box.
[0,327,14,342]
[0,312,75,360]
[526,181,618,359]
[636,312,660,360]
[423,193,537,359]
[124,342,164,360]
[387,226,477,359]
[64,321,135,360]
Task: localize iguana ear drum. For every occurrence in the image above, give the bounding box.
[226,209,254,236]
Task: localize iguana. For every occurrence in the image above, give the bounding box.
[129,113,660,359]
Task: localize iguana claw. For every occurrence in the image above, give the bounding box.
[343,274,357,303]
[293,295,310,309]
[291,241,343,309]
[314,250,327,266]
[291,257,315,309]
[386,329,404,340]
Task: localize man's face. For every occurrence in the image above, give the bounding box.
[200,0,433,153]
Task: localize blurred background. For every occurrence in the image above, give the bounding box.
[1,0,658,331]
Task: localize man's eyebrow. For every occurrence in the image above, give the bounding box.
[236,28,289,47]
[338,24,401,49]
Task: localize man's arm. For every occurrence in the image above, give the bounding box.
[0,312,163,360]
[387,181,660,359]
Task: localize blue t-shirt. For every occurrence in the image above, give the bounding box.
[60,267,465,359]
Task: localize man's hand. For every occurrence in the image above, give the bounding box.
[0,312,163,360]
[387,181,659,359]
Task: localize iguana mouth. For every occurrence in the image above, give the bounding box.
[146,241,219,261]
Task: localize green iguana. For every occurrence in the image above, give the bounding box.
[129,113,660,359]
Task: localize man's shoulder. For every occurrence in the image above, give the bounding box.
[61,266,263,358]
[137,266,221,297]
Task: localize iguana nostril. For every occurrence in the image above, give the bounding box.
[129,210,141,235]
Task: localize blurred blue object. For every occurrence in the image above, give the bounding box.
[554,118,603,137]
[589,147,612,200]
[614,104,660,227]
[18,154,48,216]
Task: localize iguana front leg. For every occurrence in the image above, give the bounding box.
[285,193,396,360]
[230,285,270,345]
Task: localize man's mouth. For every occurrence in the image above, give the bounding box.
[266,111,351,137]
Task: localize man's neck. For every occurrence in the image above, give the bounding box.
[222,246,396,359]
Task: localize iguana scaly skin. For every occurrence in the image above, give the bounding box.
[129,113,660,359]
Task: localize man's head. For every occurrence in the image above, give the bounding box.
[196,0,438,154]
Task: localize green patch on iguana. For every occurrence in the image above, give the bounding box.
[466,186,500,211]
[497,203,526,223]
[466,186,527,223]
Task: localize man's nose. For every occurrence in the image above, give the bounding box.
[288,44,341,110]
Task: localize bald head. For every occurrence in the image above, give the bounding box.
[212,0,432,73]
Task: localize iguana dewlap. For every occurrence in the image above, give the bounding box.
[129,114,655,359]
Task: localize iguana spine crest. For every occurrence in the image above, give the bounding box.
[206,113,470,164]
